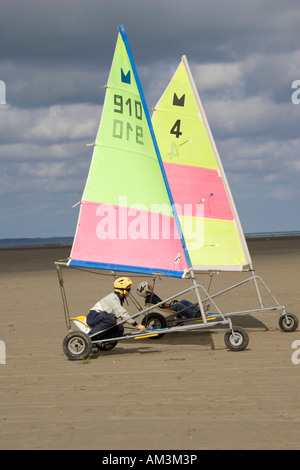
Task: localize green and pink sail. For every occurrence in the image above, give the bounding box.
[69,26,190,277]
[69,27,251,277]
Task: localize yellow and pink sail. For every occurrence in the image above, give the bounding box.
[151,56,251,271]
[69,27,251,277]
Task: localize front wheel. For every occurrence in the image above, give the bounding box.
[63,331,92,361]
[279,313,298,332]
[224,327,249,351]
[141,312,168,339]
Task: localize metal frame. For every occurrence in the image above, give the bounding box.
[55,262,237,347]
[132,271,289,330]
[200,272,287,318]
[56,263,71,331]
[56,260,296,354]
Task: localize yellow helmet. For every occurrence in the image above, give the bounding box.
[114,277,132,294]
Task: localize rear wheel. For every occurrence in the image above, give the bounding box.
[279,313,298,332]
[63,331,92,361]
[141,312,168,339]
[224,327,249,351]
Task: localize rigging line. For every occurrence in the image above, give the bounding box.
[206,272,215,294]
[149,275,157,305]
[128,293,144,312]
[142,275,157,323]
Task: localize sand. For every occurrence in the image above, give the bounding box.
[0,238,299,450]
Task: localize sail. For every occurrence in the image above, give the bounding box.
[69,26,190,277]
[151,56,252,271]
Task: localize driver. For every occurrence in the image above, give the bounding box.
[136,281,201,319]
[86,277,146,339]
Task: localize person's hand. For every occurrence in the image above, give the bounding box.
[136,324,147,333]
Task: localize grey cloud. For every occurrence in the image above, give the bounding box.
[206,98,299,140]
[0,103,100,147]
[0,0,299,237]
[2,61,106,108]
[1,0,299,65]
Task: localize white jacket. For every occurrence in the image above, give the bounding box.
[91,292,136,325]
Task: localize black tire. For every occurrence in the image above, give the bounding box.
[63,331,92,361]
[141,312,168,339]
[279,313,298,332]
[224,327,249,351]
[95,340,118,351]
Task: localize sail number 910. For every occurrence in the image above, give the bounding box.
[113,94,143,145]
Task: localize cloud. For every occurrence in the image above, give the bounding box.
[193,63,243,91]
[0,103,100,147]
[0,0,299,237]
[2,60,106,108]
[1,0,299,65]
[207,97,299,140]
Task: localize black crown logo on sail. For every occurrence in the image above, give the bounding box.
[173,93,185,107]
[121,69,131,84]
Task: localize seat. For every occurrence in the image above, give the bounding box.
[70,316,91,334]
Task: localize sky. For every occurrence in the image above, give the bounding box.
[0,0,299,238]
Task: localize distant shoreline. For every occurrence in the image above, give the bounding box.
[0,231,300,250]
[245,231,300,240]
[0,237,73,250]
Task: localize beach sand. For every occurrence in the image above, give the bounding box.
[0,238,299,450]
